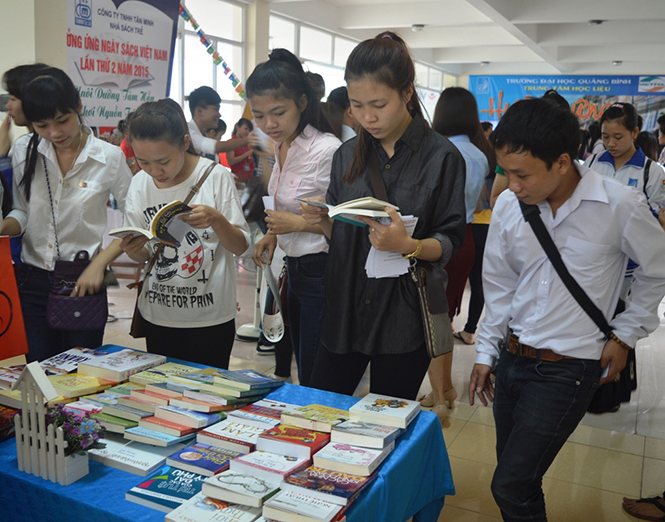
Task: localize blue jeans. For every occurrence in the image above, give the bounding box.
[286,253,327,387]
[491,349,601,521]
[17,264,105,363]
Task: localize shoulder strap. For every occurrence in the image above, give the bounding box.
[586,154,597,169]
[366,148,389,202]
[643,159,652,200]
[519,201,612,336]
[128,162,217,290]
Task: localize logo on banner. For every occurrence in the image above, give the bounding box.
[74,0,92,27]
[476,77,490,94]
[639,76,665,93]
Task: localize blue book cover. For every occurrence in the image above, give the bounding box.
[125,465,205,513]
[213,370,284,391]
[125,426,196,447]
[166,442,242,476]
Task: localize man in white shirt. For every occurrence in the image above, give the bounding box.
[469,98,665,521]
[187,86,257,156]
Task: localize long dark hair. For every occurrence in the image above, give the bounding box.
[342,31,424,184]
[128,99,196,155]
[20,67,81,201]
[245,48,334,138]
[432,87,496,175]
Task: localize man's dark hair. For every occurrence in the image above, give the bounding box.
[187,86,221,117]
[658,114,665,130]
[492,98,580,169]
[542,89,570,110]
[2,63,49,98]
[327,86,350,110]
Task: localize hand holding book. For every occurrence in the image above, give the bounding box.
[359,206,417,254]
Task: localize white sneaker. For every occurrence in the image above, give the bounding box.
[269,373,292,384]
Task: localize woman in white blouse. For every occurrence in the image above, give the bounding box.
[248,49,341,386]
[0,67,132,362]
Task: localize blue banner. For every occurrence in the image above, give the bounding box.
[469,75,665,125]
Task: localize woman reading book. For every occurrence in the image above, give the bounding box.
[118,99,250,369]
[248,49,341,387]
[300,32,466,400]
[0,67,132,362]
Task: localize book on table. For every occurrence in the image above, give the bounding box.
[230,450,310,484]
[280,405,349,433]
[130,389,171,406]
[145,382,186,399]
[0,365,24,389]
[212,369,285,391]
[109,200,194,248]
[77,349,166,382]
[117,395,158,414]
[169,396,237,413]
[124,426,197,447]
[0,388,71,409]
[256,425,330,460]
[262,489,343,522]
[312,441,394,477]
[63,400,103,417]
[167,442,242,476]
[330,420,403,449]
[102,403,153,422]
[88,432,189,477]
[105,381,146,396]
[183,389,249,406]
[165,492,262,522]
[197,419,265,454]
[155,405,226,429]
[202,470,280,508]
[139,416,197,437]
[48,373,116,398]
[280,466,376,506]
[81,392,124,406]
[227,401,299,431]
[125,464,206,513]
[0,404,17,443]
[348,393,421,429]
[298,196,400,228]
[91,412,138,434]
[38,345,126,376]
[129,362,201,385]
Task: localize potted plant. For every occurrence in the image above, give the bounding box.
[44,404,106,485]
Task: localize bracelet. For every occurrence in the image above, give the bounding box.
[609,332,633,351]
[402,239,423,259]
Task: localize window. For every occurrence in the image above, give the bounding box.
[300,26,333,63]
[334,37,356,68]
[269,16,296,53]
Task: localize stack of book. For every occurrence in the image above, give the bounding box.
[166,442,243,476]
[165,492,261,522]
[201,470,280,508]
[125,464,207,513]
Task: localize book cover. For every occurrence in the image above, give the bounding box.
[213,370,284,391]
[77,349,166,382]
[63,400,103,416]
[197,420,265,454]
[105,382,146,396]
[129,362,200,385]
[202,470,279,508]
[81,392,125,406]
[227,404,284,430]
[263,489,342,522]
[313,441,394,477]
[124,426,196,447]
[281,466,376,506]
[139,416,197,437]
[48,373,116,398]
[169,396,229,413]
[280,405,349,433]
[330,421,403,449]
[91,412,138,433]
[183,389,247,406]
[167,442,242,476]
[155,405,225,428]
[0,404,17,442]
[0,365,24,389]
[39,346,118,376]
[257,425,330,459]
[348,394,420,429]
[0,389,71,409]
[230,451,310,483]
[145,382,185,398]
[165,492,262,522]
[117,396,158,413]
[102,403,153,422]
[126,465,206,513]
[131,389,171,406]
[252,399,301,413]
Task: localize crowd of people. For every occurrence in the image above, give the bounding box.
[3,30,665,522]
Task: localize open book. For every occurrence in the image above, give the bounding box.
[299,197,400,227]
[109,201,193,247]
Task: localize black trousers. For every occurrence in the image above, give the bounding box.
[464,224,489,334]
[309,344,431,400]
[144,319,236,369]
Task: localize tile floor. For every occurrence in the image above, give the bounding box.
[8,252,665,522]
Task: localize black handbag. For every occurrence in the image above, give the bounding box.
[519,201,637,414]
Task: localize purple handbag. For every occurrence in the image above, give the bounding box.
[42,155,107,331]
[46,250,108,331]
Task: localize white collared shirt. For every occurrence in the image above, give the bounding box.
[268,125,341,258]
[476,164,665,367]
[9,129,132,270]
[187,119,218,157]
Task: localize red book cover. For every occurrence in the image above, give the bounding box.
[132,389,171,405]
[258,425,330,459]
[139,416,197,436]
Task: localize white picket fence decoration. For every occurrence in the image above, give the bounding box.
[14,366,88,485]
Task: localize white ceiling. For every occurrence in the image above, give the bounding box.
[269,0,665,77]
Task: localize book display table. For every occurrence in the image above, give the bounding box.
[0,362,454,522]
